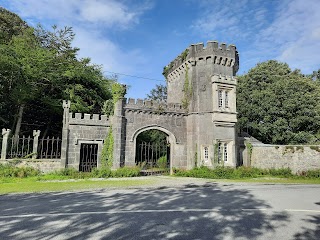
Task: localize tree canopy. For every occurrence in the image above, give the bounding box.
[0,8,114,137]
[237,60,320,144]
[146,84,167,102]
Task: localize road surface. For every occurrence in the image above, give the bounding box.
[0,177,319,239]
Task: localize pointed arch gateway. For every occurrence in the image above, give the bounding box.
[131,125,177,175]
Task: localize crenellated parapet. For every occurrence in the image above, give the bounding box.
[68,113,111,126]
[165,41,239,81]
[211,74,237,85]
[124,98,186,115]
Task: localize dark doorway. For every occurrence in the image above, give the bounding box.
[135,129,170,175]
[79,143,98,172]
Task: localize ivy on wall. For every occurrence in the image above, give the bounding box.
[213,142,219,166]
[101,126,114,169]
[162,48,189,79]
[102,83,126,116]
[194,144,198,167]
[182,65,192,110]
[245,141,253,164]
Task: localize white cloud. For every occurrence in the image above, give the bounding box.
[6,0,151,29]
[72,27,147,74]
[192,0,320,73]
[3,0,153,75]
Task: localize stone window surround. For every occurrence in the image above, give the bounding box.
[217,140,230,163]
[217,87,231,110]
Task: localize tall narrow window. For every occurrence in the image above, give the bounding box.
[224,143,228,162]
[225,91,229,108]
[218,143,222,163]
[204,147,209,162]
[218,90,223,108]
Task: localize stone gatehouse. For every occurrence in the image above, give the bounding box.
[60,40,239,171]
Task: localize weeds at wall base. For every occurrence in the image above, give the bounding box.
[174,166,320,180]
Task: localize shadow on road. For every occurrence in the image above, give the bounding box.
[294,201,320,240]
[0,182,290,239]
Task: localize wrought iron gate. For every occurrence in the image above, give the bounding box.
[136,141,170,175]
[79,143,98,172]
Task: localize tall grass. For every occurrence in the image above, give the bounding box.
[174,166,320,179]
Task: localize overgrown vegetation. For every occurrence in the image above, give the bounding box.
[0,163,141,179]
[0,163,40,178]
[182,65,192,109]
[102,82,127,116]
[100,127,114,168]
[174,166,320,179]
[162,48,189,79]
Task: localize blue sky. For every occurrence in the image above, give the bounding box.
[1,0,320,99]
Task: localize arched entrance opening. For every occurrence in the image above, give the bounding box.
[134,128,172,175]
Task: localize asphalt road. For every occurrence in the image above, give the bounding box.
[0,178,319,240]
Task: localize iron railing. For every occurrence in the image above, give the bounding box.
[7,136,34,159]
[3,135,61,159]
[136,141,170,175]
[38,136,62,159]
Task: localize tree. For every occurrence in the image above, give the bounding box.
[0,8,114,137]
[146,84,167,102]
[237,60,320,144]
[0,7,28,44]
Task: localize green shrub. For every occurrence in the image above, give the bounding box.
[268,168,292,177]
[0,164,40,178]
[213,166,235,179]
[91,168,112,178]
[157,156,168,169]
[302,169,320,178]
[234,166,264,178]
[112,166,141,177]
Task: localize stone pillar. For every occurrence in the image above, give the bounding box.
[32,130,41,159]
[61,100,70,168]
[112,98,126,169]
[1,129,11,160]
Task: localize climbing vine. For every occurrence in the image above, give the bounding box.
[112,83,126,105]
[213,142,219,166]
[101,127,114,169]
[162,48,189,79]
[245,141,253,164]
[102,83,126,116]
[194,144,198,167]
[182,65,192,110]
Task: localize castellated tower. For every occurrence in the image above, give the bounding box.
[165,41,239,167]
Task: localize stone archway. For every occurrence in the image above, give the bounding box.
[131,125,177,175]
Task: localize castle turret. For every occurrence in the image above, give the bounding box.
[164,41,238,168]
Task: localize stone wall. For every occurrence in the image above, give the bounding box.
[123,98,188,169]
[250,145,320,173]
[0,159,61,173]
[65,111,111,170]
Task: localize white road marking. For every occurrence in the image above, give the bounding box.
[0,208,319,219]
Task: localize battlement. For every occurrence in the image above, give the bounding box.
[165,41,239,80]
[211,74,237,85]
[124,98,186,114]
[68,113,111,126]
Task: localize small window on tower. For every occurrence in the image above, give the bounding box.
[224,143,228,162]
[218,143,223,163]
[218,90,223,108]
[204,147,209,162]
[225,91,229,108]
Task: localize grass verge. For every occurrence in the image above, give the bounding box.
[0,177,155,195]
